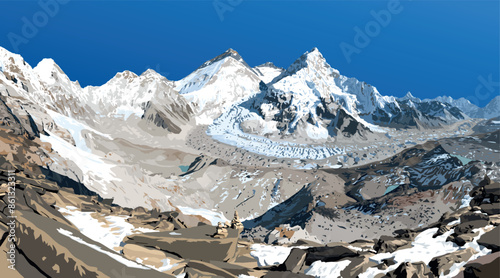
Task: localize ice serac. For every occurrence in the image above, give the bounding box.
[175,48,262,125]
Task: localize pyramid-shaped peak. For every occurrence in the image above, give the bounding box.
[296,48,328,66]
[199,48,248,70]
[304,47,323,58]
[400,92,421,102]
[110,70,138,82]
[225,48,239,55]
[35,58,60,73]
[141,68,162,77]
[281,47,337,77]
[140,68,171,81]
[310,47,320,53]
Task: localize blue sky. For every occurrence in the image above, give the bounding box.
[1,0,499,106]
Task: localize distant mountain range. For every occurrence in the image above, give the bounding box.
[1,46,498,138]
[1,45,499,208]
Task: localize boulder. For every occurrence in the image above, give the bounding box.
[455,252,500,278]
[489,214,500,225]
[455,220,489,235]
[477,226,500,252]
[374,236,410,253]
[304,246,358,265]
[78,201,101,213]
[384,262,433,278]
[439,207,471,225]
[340,254,378,278]
[281,248,307,273]
[484,182,500,198]
[429,248,477,276]
[124,224,239,262]
[185,260,237,278]
[433,225,451,238]
[480,203,500,215]
[154,219,175,232]
[451,232,479,246]
[460,212,489,223]
[131,206,148,217]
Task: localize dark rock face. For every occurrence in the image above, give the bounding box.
[469,177,500,214]
[455,220,490,235]
[477,227,500,252]
[457,252,500,278]
[304,246,358,265]
[0,96,39,139]
[460,212,490,223]
[124,225,240,262]
[480,203,500,215]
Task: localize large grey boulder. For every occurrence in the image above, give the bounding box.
[428,248,477,276]
[477,226,500,252]
[124,224,239,262]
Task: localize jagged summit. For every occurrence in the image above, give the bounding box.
[400,92,421,102]
[255,62,283,70]
[34,58,66,83]
[274,47,340,82]
[140,68,171,81]
[102,70,139,86]
[199,48,251,70]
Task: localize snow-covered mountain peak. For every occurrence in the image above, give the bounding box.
[254,62,284,84]
[256,62,281,69]
[268,47,355,114]
[174,48,262,124]
[281,47,340,79]
[199,48,249,70]
[141,68,162,78]
[0,46,44,93]
[110,70,139,83]
[0,46,24,66]
[139,69,173,85]
[400,92,421,102]
[34,58,73,87]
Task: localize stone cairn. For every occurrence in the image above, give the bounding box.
[212,211,244,238]
[231,211,244,232]
[212,222,229,239]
